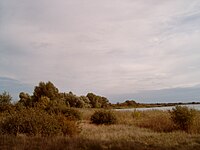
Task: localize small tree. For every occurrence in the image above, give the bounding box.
[86,93,110,108]
[79,96,91,108]
[170,106,196,132]
[63,92,80,107]
[0,91,12,105]
[33,81,59,102]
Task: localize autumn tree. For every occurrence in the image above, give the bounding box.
[33,81,59,102]
[79,96,91,108]
[63,92,80,107]
[86,93,110,108]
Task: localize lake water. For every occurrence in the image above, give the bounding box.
[115,104,200,111]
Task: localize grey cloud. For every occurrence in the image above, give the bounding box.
[0,0,200,102]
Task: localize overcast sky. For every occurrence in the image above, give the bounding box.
[1,0,200,102]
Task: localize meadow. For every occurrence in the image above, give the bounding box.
[0,108,200,150]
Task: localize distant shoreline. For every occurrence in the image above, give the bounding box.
[112,101,200,109]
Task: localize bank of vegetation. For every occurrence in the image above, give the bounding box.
[0,81,200,150]
[111,100,200,109]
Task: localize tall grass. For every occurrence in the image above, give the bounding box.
[0,108,200,149]
[114,109,200,134]
[133,110,175,132]
[1,129,200,150]
[191,111,200,134]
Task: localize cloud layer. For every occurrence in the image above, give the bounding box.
[1,0,200,102]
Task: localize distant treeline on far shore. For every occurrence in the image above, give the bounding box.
[112,100,200,109]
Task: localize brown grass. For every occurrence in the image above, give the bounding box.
[0,108,200,149]
[191,111,200,134]
[79,122,200,149]
[133,110,175,132]
[0,123,199,150]
[114,109,200,134]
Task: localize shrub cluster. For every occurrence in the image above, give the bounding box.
[170,105,196,132]
[62,108,82,121]
[0,108,79,136]
[45,104,82,121]
[16,82,110,109]
[90,110,117,125]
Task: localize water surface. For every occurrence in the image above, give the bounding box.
[115,104,200,111]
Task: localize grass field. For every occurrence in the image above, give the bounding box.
[0,108,200,150]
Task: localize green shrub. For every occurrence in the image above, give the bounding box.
[0,108,79,136]
[170,106,196,132]
[62,108,82,121]
[91,110,117,125]
[46,104,82,121]
[45,100,66,114]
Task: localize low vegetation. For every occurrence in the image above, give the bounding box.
[90,110,117,125]
[0,81,200,149]
[112,100,200,109]
[170,105,196,132]
[0,108,80,137]
[133,110,175,132]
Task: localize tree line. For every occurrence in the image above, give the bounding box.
[0,81,111,109]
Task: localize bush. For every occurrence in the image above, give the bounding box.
[91,110,117,125]
[57,116,80,136]
[0,108,79,136]
[170,106,196,132]
[62,108,82,121]
[45,104,82,121]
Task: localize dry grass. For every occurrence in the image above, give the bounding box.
[191,111,200,134]
[77,108,96,121]
[80,122,200,148]
[133,110,175,132]
[78,109,200,149]
[114,109,200,134]
[0,108,200,149]
[1,126,200,150]
[114,110,135,125]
